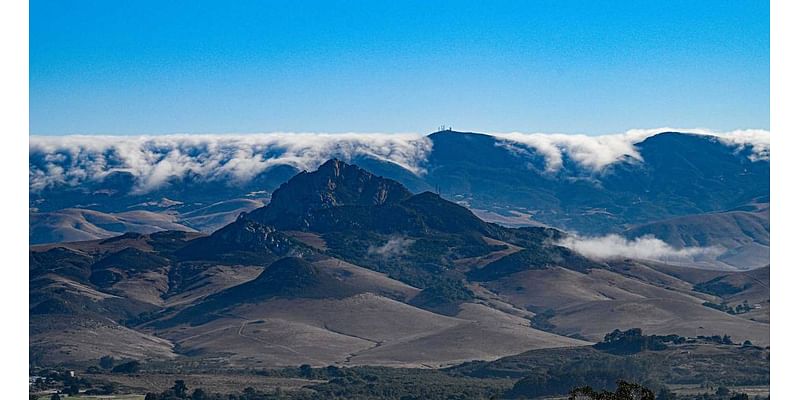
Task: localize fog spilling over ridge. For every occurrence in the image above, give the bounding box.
[493,128,770,171]
[29,128,769,193]
[29,132,432,193]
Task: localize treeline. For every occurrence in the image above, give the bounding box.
[592,328,757,355]
[594,328,674,354]
[142,373,509,400]
[565,381,764,400]
[449,328,768,398]
[143,380,315,400]
[31,328,768,400]
[120,379,769,400]
[702,301,756,315]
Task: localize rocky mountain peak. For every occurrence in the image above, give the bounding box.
[248,159,412,228]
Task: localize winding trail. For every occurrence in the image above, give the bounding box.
[323,323,382,364]
[236,320,302,355]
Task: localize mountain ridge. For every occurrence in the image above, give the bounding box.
[30,131,769,238]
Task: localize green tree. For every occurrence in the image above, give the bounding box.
[191,388,207,400]
[63,383,80,395]
[569,380,655,400]
[99,355,115,369]
[299,364,313,378]
[722,335,734,345]
[242,387,257,398]
[111,360,141,373]
[172,380,189,398]
[326,365,341,377]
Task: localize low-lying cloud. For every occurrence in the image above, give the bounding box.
[557,234,725,262]
[368,236,415,257]
[493,128,770,171]
[29,128,769,193]
[29,133,432,193]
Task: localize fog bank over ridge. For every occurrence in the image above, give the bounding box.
[493,128,769,171]
[29,133,432,193]
[29,128,769,193]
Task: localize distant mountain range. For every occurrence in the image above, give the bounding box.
[30,159,769,369]
[419,131,768,233]
[30,130,770,268]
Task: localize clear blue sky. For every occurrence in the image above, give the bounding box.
[30,0,769,135]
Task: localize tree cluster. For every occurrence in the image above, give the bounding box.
[593,329,671,354]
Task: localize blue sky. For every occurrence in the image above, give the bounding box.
[30,0,769,135]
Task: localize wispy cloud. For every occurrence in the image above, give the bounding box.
[367,236,415,257]
[557,234,725,262]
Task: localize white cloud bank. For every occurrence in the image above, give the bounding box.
[29,128,769,193]
[29,132,432,193]
[493,128,770,171]
[558,234,725,262]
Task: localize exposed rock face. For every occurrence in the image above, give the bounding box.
[176,216,306,262]
[249,159,412,230]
